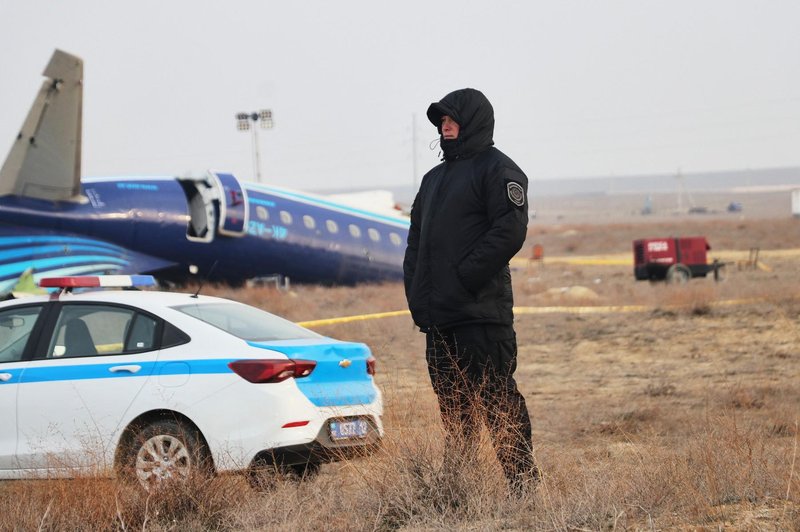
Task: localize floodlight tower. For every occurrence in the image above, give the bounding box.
[235,109,274,183]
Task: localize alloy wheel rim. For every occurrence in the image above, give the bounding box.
[135,434,192,489]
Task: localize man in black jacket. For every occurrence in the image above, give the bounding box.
[404,88,537,494]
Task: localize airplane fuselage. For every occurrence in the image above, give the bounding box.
[0,174,409,290]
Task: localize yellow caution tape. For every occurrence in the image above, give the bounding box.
[513,305,649,314]
[296,297,766,328]
[297,309,411,328]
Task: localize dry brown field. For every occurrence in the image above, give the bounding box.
[1,198,799,530]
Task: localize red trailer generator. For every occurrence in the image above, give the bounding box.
[633,237,722,282]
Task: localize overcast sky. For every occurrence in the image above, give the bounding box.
[1,1,798,192]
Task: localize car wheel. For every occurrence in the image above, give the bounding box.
[121,419,211,491]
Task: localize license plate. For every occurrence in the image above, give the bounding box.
[329,418,369,441]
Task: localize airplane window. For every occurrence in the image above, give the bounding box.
[303,215,316,230]
[326,220,339,233]
[368,228,381,242]
[390,232,403,246]
[256,206,269,221]
[280,211,293,225]
[349,224,362,238]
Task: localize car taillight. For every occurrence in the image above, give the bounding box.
[228,359,316,383]
[366,356,376,376]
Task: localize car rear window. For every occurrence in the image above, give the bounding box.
[172,302,319,341]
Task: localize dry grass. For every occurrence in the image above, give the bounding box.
[2,217,800,530]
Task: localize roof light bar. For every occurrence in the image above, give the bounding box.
[38,275,157,289]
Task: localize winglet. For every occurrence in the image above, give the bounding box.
[0,49,84,201]
[4,268,46,299]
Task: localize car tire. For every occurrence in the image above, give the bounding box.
[119,418,212,491]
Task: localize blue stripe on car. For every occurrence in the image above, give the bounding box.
[0,359,236,385]
[248,340,377,407]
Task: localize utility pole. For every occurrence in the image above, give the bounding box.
[235,110,274,183]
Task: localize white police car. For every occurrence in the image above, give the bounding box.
[0,276,382,489]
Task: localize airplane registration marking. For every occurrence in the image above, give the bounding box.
[247,221,287,240]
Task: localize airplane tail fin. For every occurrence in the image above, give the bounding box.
[0,49,83,201]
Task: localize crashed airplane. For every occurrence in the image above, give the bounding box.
[0,50,409,293]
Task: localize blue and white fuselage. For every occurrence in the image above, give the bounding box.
[0,173,409,291]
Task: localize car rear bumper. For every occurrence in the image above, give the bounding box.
[249,415,382,468]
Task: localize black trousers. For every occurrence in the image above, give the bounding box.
[425,324,535,485]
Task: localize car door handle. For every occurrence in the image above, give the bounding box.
[0,373,11,382]
[109,365,142,374]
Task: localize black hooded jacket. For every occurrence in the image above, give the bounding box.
[404,89,529,331]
